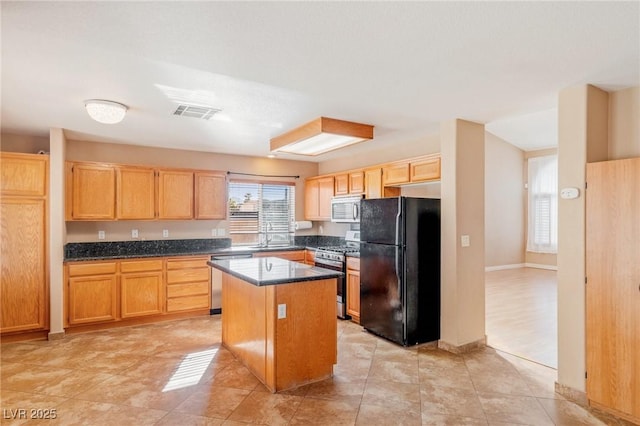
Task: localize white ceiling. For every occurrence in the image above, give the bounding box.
[2,2,638,161]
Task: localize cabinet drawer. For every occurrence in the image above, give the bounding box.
[120,259,163,273]
[346,257,360,271]
[68,262,117,277]
[166,257,209,270]
[167,281,209,298]
[166,268,209,284]
[167,294,210,312]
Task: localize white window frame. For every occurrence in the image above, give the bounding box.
[527,155,558,253]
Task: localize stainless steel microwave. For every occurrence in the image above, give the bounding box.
[331,195,363,223]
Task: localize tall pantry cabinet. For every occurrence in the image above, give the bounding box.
[586,157,639,424]
[0,152,49,335]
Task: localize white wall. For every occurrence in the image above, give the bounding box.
[484,133,525,267]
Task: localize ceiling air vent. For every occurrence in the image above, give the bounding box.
[173,104,222,120]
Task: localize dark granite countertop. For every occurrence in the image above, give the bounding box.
[63,235,345,262]
[208,257,343,286]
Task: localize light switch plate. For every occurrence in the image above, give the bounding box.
[211,229,217,237]
[217,228,225,236]
[98,230,105,240]
[131,229,139,238]
[461,235,470,247]
[277,304,287,319]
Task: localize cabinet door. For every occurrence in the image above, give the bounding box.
[364,168,383,199]
[71,163,116,220]
[195,172,227,219]
[0,153,48,197]
[334,174,349,195]
[157,170,194,219]
[121,272,164,318]
[410,156,441,182]
[586,158,640,422]
[305,249,316,265]
[318,176,334,219]
[346,268,361,324]
[116,166,156,219]
[304,179,320,220]
[68,275,118,325]
[0,198,47,333]
[382,163,410,186]
[349,171,364,194]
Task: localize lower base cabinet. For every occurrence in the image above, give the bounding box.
[65,256,210,328]
[120,259,164,318]
[67,262,118,325]
[346,257,361,324]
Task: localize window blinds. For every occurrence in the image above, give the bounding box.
[527,155,558,253]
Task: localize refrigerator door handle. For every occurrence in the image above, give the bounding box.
[395,210,401,246]
[395,249,402,301]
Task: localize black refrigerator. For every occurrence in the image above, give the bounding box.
[360,196,440,346]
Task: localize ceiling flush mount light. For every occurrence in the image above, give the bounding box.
[84,99,128,124]
[270,117,374,156]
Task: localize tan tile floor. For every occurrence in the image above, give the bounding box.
[0,316,630,425]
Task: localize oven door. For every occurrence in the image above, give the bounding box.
[315,257,349,320]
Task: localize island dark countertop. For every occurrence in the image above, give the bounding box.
[208,257,343,286]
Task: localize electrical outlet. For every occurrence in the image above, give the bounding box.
[461,235,470,247]
[162,229,169,238]
[131,229,139,238]
[277,304,287,319]
[319,225,324,234]
[217,228,225,236]
[211,229,217,237]
[98,230,105,240]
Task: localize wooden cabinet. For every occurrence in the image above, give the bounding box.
[69,162,116,220]
[166,257,211,313]
[334,173,349,195]
[305,249,316,265]
[67,262,118,325]
[253,250,305,262]
[1,152,49,335]
[116,166,155,219]
[349,171,364,194]
[410,155,441,183]
[364,168,383,199]
[157,170,194,219]
[120,260,164,318]
[382,162,410,186]
[586,158,640,424]
[304,176,334,221]
[195,172,227,219]
[346,257,361,324]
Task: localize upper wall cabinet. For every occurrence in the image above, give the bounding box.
[305,176,334,221]
[382,162,410,186]
[364,168,383,199]
[116,166,156,220]
[66,161,226,221]
[194,172,227,220]
[409,155,441,183]
[335,171,364,196]
[1,153,48,197]
[349,171,364,194]
[157,170,194,220]
[69,162,116,220]
[334,173,349,196]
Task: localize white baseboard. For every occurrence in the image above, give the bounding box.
[485,263,558,271]
[525,263,558,271]
[485,263,525,272]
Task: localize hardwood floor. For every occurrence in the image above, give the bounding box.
[485,267,558,368]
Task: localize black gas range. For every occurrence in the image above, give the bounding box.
[314,231,360,319]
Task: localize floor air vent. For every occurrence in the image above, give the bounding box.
[173,104,222,120]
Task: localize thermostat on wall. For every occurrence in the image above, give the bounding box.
[560,187,580,199]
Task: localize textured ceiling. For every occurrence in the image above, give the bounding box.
[1,2,638,160]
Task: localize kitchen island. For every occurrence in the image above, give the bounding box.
[207,257,342,392]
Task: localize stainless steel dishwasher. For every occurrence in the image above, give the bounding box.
[210,253,253,314]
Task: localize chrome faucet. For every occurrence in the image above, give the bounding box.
[262,221,273,247]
